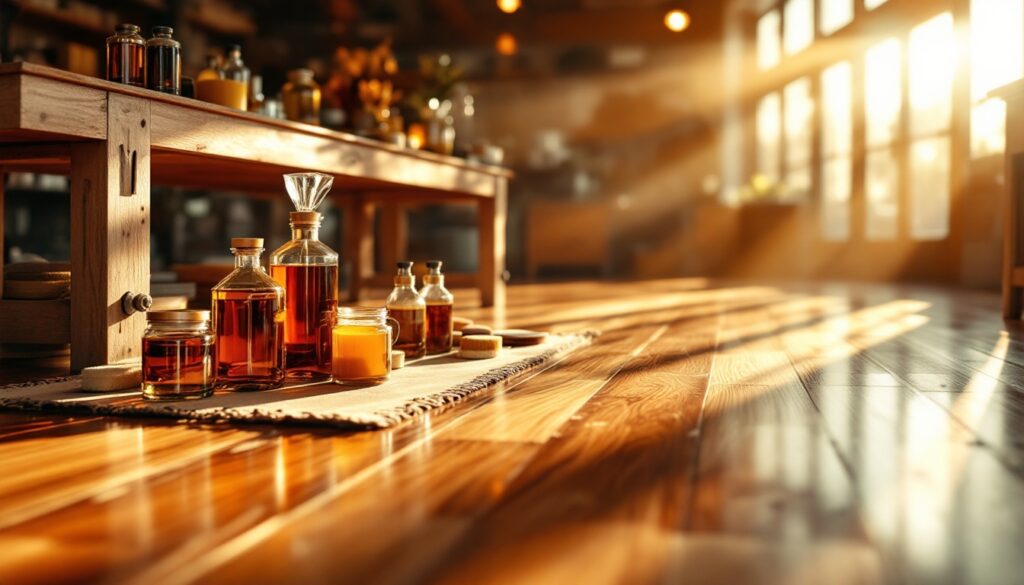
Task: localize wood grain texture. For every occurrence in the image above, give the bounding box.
[478,177,507,308]
[1,281,1024,584]
[69,93,150,370]
[0,300,70,344]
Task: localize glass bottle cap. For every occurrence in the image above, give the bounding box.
[152,26,173,36]
[396,261,413,270]
[116,23,141,34]
[231,237,264,248]
[283,172,334,212]
[426,260,442,270]
[147,309,210,323]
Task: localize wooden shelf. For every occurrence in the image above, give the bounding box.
[0,299,70,344]
[10,0,110,38]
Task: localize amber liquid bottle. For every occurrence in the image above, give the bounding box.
[421,260,454,354]
[212,238,285,390]
[270,173,339,380]
[386,261,426,359]
[106,23,145,87]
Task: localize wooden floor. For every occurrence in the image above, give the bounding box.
[1,279,1023,584]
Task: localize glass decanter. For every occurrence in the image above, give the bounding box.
[420,260,454,354]
[386,261,426,359]
[270,172,340,380]
[212,238,285,390]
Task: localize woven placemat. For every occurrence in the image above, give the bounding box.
[0,332,597,429]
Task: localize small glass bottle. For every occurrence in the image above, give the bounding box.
[331,307,397,385]
[282,68,322,125]
[248,74,265,113]
[212,238,285,390]
[142,310,214,400]
[386,261,426,359]
[146,26,181,95]
[217,44,249,109]
[106,23,145,87]
[197,54,222,81]
[420,260,455,354]
[270,173,339,381]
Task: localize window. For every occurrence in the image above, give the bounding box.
[865,39,901,240]
[757,92,782,183]
[908,12,954,240]
[821,62,853,240]
[820,0,854,36]
[970,0,1024,157]
[758,10,782,70]
[784,77,814,200]
[784,0,814,55]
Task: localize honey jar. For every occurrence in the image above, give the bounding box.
[142,310,214,400]
[331,307,398,385]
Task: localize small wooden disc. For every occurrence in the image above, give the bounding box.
[452,317,474,332]
[4,280,70,300]
[461,325,493,336]
[494,329,548,346]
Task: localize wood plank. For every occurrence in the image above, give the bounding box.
[69,92,150,370]
[18,76,106,140]
[343,197,374,301]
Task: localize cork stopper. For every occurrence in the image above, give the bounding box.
[289,211,322,226]
[231,237,264,248]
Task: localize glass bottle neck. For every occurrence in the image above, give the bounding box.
[291,225,320,240]
[234,251,262,269]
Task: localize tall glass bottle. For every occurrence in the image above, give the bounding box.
[420,260,454,354]
[212,238,285,390]
[106,23,145,87]
[146,26,181,95]
[386,261,426,359]
[270,173,339,380]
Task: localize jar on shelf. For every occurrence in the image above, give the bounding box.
[142,310,214,401]
[211,237,286,390]
[106,23,145,87]
[282,68,322,125]
[331,307,397,385]
[146,26,181,95]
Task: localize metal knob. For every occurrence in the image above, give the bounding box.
[121,291,153,315]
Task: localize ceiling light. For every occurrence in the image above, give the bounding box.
[664,9,690,33]
[497,0,521,14]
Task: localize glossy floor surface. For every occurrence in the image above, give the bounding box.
[1,279,1022,584]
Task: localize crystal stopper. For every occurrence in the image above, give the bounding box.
[283,172,334,212]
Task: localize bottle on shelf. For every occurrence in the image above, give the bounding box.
[106,23,145,87]
[212,238,286,390]
[420,260,454,354]
[197,54,222,81]
[248,74,265,113]
[386,261,426,359]
[146,26,181,95]
[269,173,339,380]
[282,68,322,125]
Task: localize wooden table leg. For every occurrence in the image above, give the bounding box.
[378,202,407,273]
[478,177,507,308]
[69,93,151,371]
[343,196,374,302]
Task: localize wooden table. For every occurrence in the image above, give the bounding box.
[0,279,1022,584]
[0,62,511,370]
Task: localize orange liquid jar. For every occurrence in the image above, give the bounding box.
[331,307,396,385]
[211,238,286,391]
[270,173,339,381]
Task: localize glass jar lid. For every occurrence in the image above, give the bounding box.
[337,306,387,323]
[147,309,210,323]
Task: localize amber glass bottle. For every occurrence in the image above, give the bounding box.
[282,68,322,125]
[146,26,181,95]
[386,261,426,359]
[270,173,339,380]
[420,260,454,354]
[106,24,145,87]
[212,238,285,390]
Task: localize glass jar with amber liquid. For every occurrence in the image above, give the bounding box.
[270,173,339,380]
[212,238,285,390]
[420,260,454,354]
[142,310,214,400]
[386,261,426,359]
[331,307,398,385]
[282,68,322,125]
[106,23,145,87]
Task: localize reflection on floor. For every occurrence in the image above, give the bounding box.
[0,279,1022,584]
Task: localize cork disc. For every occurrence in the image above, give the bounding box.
[494,329,548,346]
